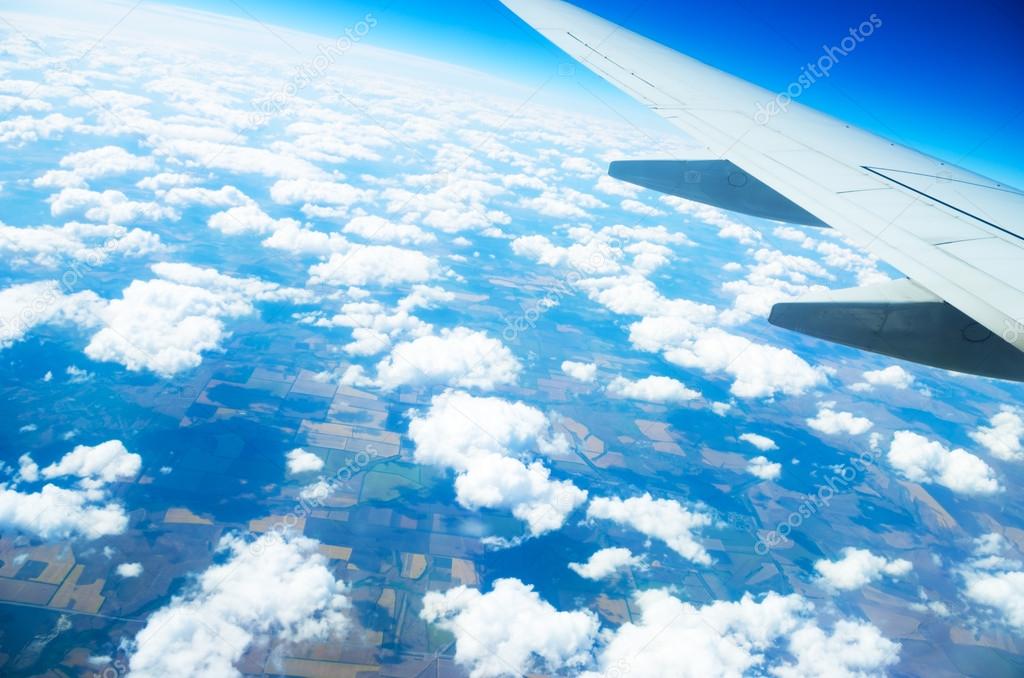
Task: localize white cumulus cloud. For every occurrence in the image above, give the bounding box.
[285,448,324,475]
[807,407,874,436]
[408,390,584,536]
[561,360,597,383]
[587,493,712,565]
[739,432,777,451]
[127,532,351,677]
[888,431,1000,496]
[606,375,700,404]
[814,547,913,591]
[421,578,598,678]
[372,327,521,391]
[970,406,1024,461]
[569,547,644,580]
[747,456,782,481]
[117,562,144,578]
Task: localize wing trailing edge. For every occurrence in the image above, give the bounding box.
[609,160,829,228]
[770,279,1024,381]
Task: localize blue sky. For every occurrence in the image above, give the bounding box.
[169,0,1023,185]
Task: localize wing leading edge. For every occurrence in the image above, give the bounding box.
[500,0,1024,381]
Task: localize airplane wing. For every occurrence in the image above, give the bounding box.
[499,0,1024,381]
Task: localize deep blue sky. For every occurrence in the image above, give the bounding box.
[178,0,1024,185]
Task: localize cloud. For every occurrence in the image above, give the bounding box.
[126,532,351,677]
[342,215,436,245]
[511,235,622,276]
[568,274,826,399]
[0,280,103,349]
[421,578,599,678]
[307,245,442,287]
[408,390,585,536]
[964,570,1024,635]
[960,533,1024,634]
[807,407,873,436]
[269,178,374,213]
[661,195,763,245]
[41,440,141,488]
[718,248,831,326]
[580,589,899,678]
[518,187,606,219]
[747,456,781,481]
[561,360,597,383]
[0,113,80,144]
[970,407,1024,461]
[887,431,1000,496]
[154,138,324,179]
[261,221,348,255]
[740,433,777,451]
[0,484,130,540]
[208,204,298,235]
[382,170,510,234]
[301,285,451,357]
[814,547,912,591]
[372,327,521,391]
[0,221,164,268]
[569,547,644,580]
[41,145,155,186]
[49,188,178,223]
[587,493,712,565]
[561,156,603,178]
[663,328,827,399]
[850,365,914,392]
[620,198,666,216]
[285,448,324,475]
[84,263,310,377]
[0,440,138,540]
[606,375,700,404]
[117,562,144,578]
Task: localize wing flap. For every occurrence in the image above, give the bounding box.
[770,279,1024,381]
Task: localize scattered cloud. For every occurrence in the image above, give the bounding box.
[408,390,584,536]
[606,375,700,404]
[342,215,436,245]
[581,589,899,678]
[372,327,521,391]
[970,407,1024,461]
[0,440,138,540]
[84,263,310,376]
[285,448,324,475]
[961,533,1024,634]
[569,547,644,580]
[127,532,351,677]
[807,407,874,436]
[307,246,442,287]
[740,432,777,451]
[561,360,597,383]
[117,562,144,578]
[421,578,598,678]
[814,547,912,591]
[587,493,712,565]
[747,456,781,481]
[850,365,914,392]
[888,431,1000,496]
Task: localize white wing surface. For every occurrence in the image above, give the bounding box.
[500,0,1024,380]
